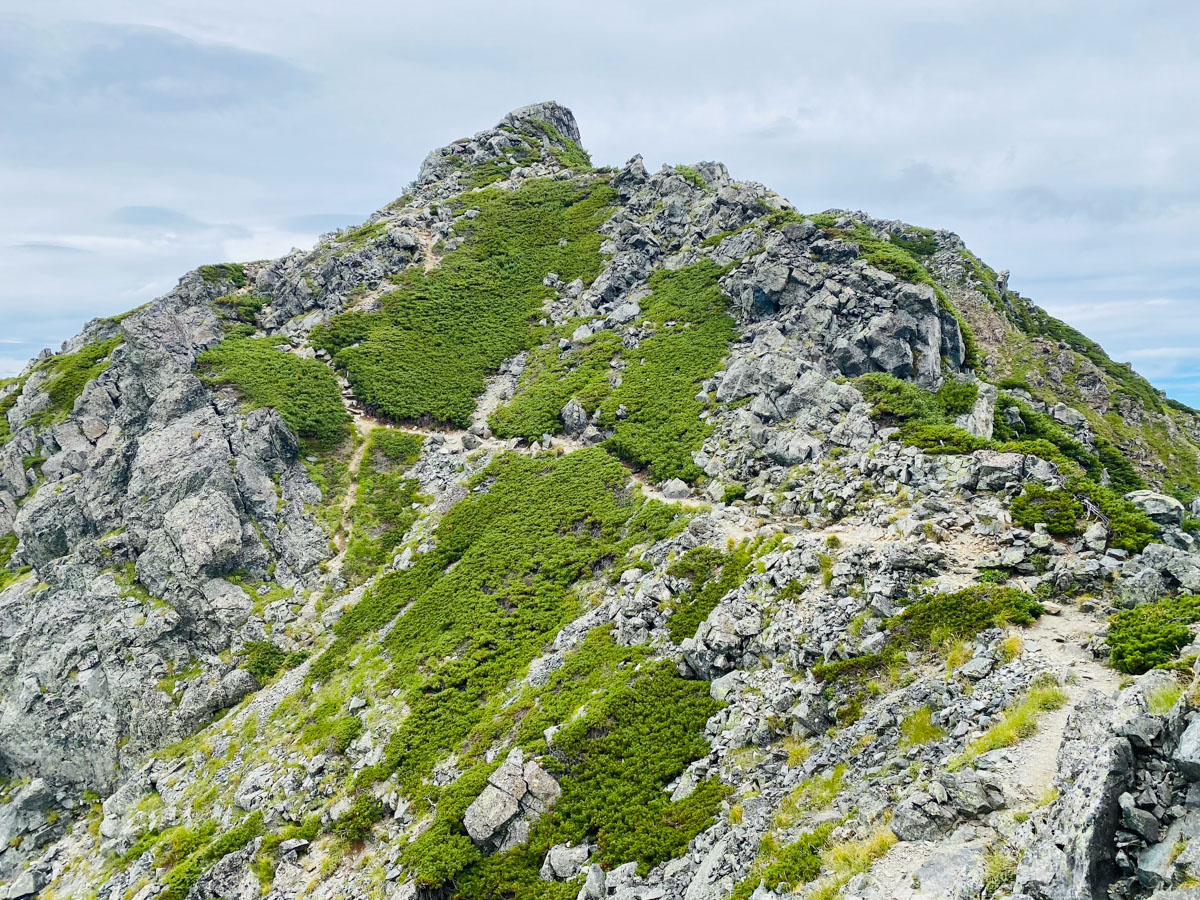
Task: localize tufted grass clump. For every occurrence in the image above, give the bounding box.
[26,337,122,428]
[776,765,846,828]
[665,541,755,642]
[197,337,351,452]
[807,828,898,900]
[1108,594,1200,674]
[491,260,736,483]
[312,178,616,427]
[954,678,1066,766]
[899,706,946,748]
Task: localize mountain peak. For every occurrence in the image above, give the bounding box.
[3,102,1200,900]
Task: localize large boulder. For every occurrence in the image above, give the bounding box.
[1125,490,1187,528]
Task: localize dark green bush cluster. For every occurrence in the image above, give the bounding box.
[332,793,382,843]
[213,293,268,325]
[26,337,122,428]
[673,165,710,192]
[890,585,1043,649]
[197,337,351,452]
[731,824,835,900]
[492,260,736,482]
[1108,594,1200,674]
[342,428,425,585]
[1010,483,1084,536]
[312,179,615,426]
[198,263,247,287]
[239,641,304,683]
[443,637,725,897]
[666,543,754,642]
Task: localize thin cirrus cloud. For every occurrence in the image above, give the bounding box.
[0,1,1197,408]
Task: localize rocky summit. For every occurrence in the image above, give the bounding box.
[3,101,1200,900]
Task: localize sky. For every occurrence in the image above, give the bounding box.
[1,1,1198,405]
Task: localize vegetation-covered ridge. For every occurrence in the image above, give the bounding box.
[311,177,616,427]
[491,259,737,482]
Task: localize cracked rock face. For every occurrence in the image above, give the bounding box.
[463,749,561,852]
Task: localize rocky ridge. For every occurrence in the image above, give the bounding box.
[1,102,1200,900]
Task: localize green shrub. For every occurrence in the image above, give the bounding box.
[26,337,122,428]
[160,812,263,900]
[1010,483,1084,536]
[666,543,754,642]
[198,263,247,286]
[935,381,978,416]
[723,483,747,504]
[1108,595,1200,674]
[673,165,710,192]
[858,373,943,422]
[754,825,835,893]
[213,293,268,324]
[342,427,425,585]
[240,642,288,683]
[332,793,382,843]
[889,585,1042,650]
[313,179,615,426]
[197,337,351,452]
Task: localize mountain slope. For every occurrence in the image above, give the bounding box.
[2,102,1200,900]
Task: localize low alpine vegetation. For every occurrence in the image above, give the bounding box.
[313,178,615,426]
[1107,594,1200,674]
[197,337,351,452]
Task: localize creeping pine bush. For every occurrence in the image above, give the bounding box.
[665,542,755,642]
[889,585,1043,650]
[731,825,835,899]
[342,428,425,585]
[312,179,616,426]
[197,262,247,287]
[26,337,122,428]
[160,812,263,900]
[492,260,737,483]
[197,337,351,452]
[1010,483,1084,536]
[1108,595,1200,674]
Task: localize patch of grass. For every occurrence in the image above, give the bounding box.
[26,337,122,428]
[1146,680,1183,715]
[313,178,616,427]
[197,337,351,452]
[807,828,898,900]
[998,635,1024,664]
[665,542,755,642]
[954,678,1067,766]
[776,765,845,828]
[1108,595,1200,675]
[899,706,945,748]
[198,263,246,287]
